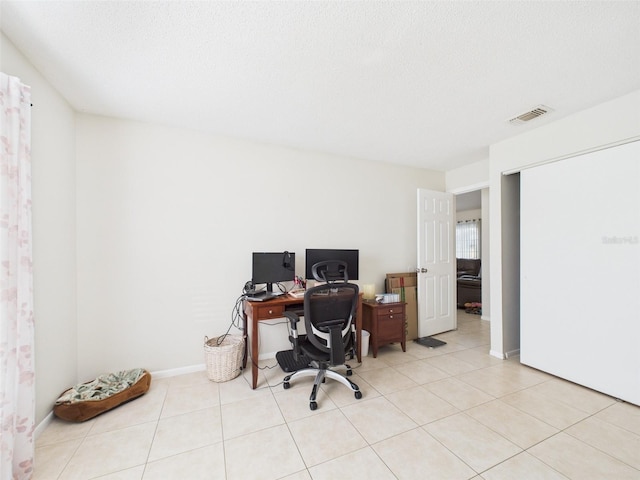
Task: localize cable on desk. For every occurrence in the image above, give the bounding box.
[212,294,245,347]
[243,317,288,369]
[240,323,286,390]
[232,288,291,388]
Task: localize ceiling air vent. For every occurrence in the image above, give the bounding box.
[509,105,553,125]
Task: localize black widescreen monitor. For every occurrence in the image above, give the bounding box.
[305,249,359,280]
[252,252,295,292]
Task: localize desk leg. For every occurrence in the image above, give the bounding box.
[243,300,259,390]
[242,312,248,369]
[356,296,362,362]
[356,323,362,363]
[251,315,259,389]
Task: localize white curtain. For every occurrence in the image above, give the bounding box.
[0,73,35,480]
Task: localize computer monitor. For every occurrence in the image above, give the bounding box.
[305,249,359,280]
[251,252,295,292]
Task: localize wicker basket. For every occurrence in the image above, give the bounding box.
[204,334,244,382]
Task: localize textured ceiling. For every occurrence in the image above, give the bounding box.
[2,1,639,171]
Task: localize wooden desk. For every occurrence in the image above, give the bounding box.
[243,293,363,389]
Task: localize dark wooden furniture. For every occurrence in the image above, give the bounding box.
[361,301,406,358]
[243,293,363,389]
[457,258,481,307]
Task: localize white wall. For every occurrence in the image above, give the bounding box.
[456,209,481,222]
[2,30,445,421]
[480,188,490,320]
[489,89,640,359]
[1,33,77,424]
[446,158,489,194]
[75,114,444,379]
[497,173,520,357]
[447,159,491,320]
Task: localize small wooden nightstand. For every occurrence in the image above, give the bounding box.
[361,301,406,358]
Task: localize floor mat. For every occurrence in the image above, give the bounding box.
[414,336,447,348]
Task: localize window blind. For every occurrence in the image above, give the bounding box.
[456,219,480,259]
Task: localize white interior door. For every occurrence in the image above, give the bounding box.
[417,188,456,337]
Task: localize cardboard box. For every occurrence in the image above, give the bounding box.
[386,272,417,289]
[386,272,418,340]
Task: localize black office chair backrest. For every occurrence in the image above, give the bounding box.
[311,260,349,283]
[303,282,359,365]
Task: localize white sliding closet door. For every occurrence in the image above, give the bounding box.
[520,140,640,406]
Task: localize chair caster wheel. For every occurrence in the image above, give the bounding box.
[283,382,290,390]
[310,401,318,411]
[346,369,352,376]
[354,391,362,400]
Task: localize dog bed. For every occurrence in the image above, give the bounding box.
[53,368,151,422]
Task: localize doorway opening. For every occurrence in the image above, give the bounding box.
[455,188,489,321]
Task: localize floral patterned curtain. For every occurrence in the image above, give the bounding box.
[0,73,35,479]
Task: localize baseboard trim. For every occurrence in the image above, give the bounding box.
[150,363,206,379]
[505,349,520,359]
[258,352,278,361]
[490,349,505,360]
[35,411,55,439]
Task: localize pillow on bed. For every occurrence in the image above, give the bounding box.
[53,368,151,422]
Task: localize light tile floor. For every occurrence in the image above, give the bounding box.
[35,311,640,479]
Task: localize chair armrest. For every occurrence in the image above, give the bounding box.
[283,311,302,360]
[328,324,346,366]
[283,311,300,327]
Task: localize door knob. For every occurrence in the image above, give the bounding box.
[419,268,428,273]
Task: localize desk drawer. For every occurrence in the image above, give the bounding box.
[255,304,284,320]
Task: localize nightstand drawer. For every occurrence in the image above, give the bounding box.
[378,315,404,339]
[378,313,403,322]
